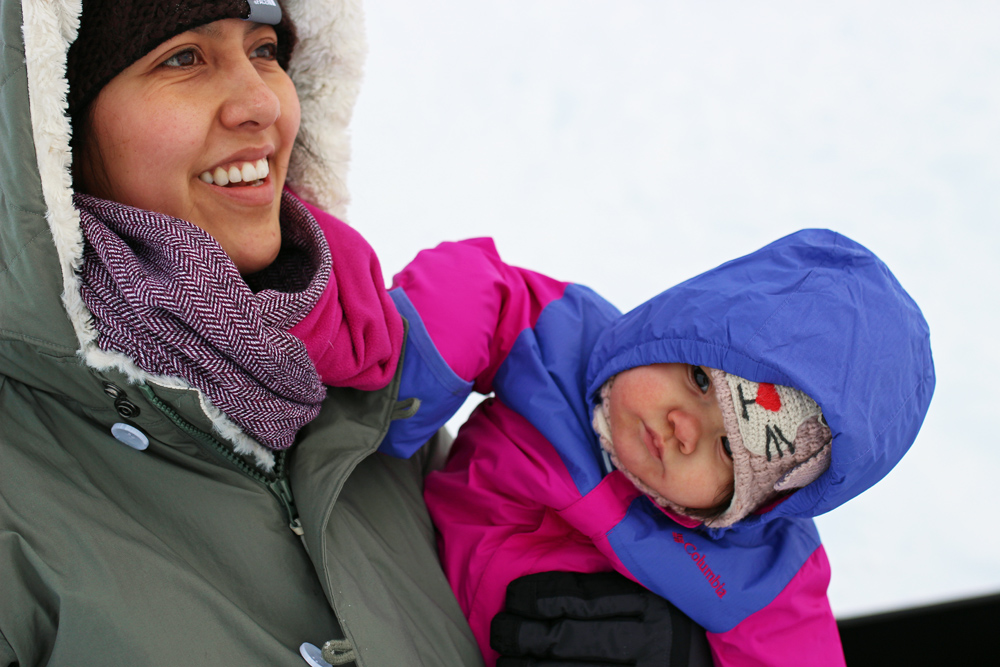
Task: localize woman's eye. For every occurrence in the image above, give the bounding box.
[722,436,732,458]
[161,49,200,68]
[691,365,711,393]
[251,43,278,60]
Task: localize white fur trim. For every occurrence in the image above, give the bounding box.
[22,0,93,354]
[193,390,277,471]
[285,0,367,219]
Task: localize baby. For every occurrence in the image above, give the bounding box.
[292,197,934,667]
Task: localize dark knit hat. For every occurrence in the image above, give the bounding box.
[67,0,297,119]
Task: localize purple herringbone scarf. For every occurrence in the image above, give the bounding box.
[75,191,330,450]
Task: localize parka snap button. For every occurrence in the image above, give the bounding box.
[103,382,141,417]
[114,397,141,419]
[102,382,124,399]
[111,423,149,451]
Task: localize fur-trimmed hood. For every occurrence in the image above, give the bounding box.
[1,0,365,467]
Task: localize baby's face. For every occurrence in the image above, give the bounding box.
[608,363,734,509]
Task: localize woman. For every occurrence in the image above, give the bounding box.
[1,1,483,665]
[3,0,716,664]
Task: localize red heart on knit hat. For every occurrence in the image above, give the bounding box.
[756,383,782,411]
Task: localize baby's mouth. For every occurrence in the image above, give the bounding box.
[642,422,662,459]
[198,159,270,187]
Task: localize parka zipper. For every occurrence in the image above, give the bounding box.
[137,384,305,537]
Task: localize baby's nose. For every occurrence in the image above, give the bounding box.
[668,410,703,454]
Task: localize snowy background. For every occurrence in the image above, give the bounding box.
[346,0,1000,618]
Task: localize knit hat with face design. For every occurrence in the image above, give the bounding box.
[592,367,832,528]
[67,0,297,119]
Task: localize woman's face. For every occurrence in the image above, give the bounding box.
[77,19,300,274]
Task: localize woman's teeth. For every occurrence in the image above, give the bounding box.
[199,159,270,186]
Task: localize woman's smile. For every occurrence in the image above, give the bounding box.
[198,158,271,186]
[198,156,275,207]
[201,169,276,207]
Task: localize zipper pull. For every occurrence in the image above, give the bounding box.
[269,477,305,536]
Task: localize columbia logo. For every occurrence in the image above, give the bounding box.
[673,532,727,598]
[250,0,278,6]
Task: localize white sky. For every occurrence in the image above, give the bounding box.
[347,0,1000,618]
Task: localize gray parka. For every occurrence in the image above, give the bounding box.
[0,0,482,665]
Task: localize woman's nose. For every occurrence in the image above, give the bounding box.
[219,60,281,130]
[668,410,704,454]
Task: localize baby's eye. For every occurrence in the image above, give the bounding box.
[251,43,278,60]
[161,49,200,68]
[722,436,732,458]
[691,365,711,393]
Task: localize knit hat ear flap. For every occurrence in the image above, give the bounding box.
[773,418,832,492]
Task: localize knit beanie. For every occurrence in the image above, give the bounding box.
[66,0,297,119]
[593,368,832,529]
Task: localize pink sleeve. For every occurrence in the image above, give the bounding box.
[706,546,846,667]
[425,400,613,667]
[391,238,568,394]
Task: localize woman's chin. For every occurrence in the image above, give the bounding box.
[184,197,283,274]
[233,243,282,275]
[214,224,282,275]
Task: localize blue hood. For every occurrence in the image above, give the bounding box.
[585,229,935,526]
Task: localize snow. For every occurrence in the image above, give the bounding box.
[348,0,1000,618]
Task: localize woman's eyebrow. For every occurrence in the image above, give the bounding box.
[191,23,222,38]
[190,21,266,38]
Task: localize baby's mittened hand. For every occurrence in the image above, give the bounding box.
[490,570,713,667]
